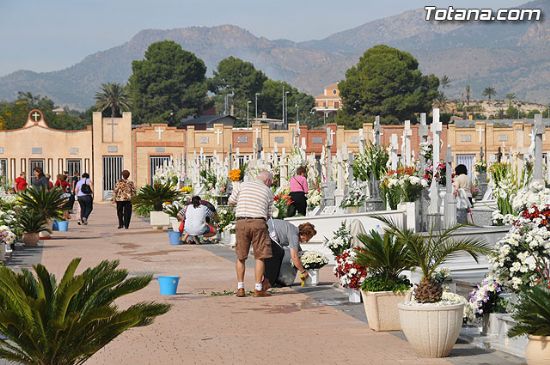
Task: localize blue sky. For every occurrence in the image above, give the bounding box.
[0,0,528,76]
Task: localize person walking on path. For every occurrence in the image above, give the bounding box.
[14,172,27,192]
[288,166,308,216]
[228,170,274,298]
[112,170,136,229]
[453,164,474,224]
[264,220,317,287]
[75,173,94,225]
[31,167,49,190]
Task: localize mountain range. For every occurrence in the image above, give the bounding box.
[0,0,548,110]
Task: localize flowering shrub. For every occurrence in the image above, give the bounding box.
[288,148,307,177]
[468,276,506,318]
[298,251,329,270]
[340,182,367,208]
[199,169,217,192]
[306,189,322,208]
[333,248,367,289]
[380,172,401,209]
[323,222,352,256]
[353,143,389,181]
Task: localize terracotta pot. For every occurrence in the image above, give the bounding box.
[398,302,464,358]
[361,290,409,331]
[22,232,40,246]
[526,335,550,365]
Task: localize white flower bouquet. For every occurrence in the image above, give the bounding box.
[298,250,329,270]
[306,189,322,208]
[323,222,352,256]
[340,182,368,208]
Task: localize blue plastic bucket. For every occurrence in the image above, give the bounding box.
[167,230,181,245]
[158,276,180,295]
[57,220,69,232]
[52,220,59,231]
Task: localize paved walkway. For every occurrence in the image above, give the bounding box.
[4,204,525,365]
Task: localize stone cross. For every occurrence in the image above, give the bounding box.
[228,144,233,170]
[31,111,41,122]
[496,147,503,163]
[301,137,307,150]
[155,127,164,140]
[334,149,345,207]
[373,116,381,146]
[273,142,278,154]
[358,128,366,150]
[428,108,442,216]
[404,120,412,166]
[419,113,428,142]
[443,144,457,228]
[390,134,399,170]
[106,119,118,142]
[215,129,223,145]
[533,114,545,183]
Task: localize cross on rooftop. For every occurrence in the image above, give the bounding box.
[154,127,164,140]
[31,111,41,122]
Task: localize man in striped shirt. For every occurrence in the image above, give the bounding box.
[228,171,274,297]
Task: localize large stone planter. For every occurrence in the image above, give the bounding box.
[361,290,409,331]
[150,211,169,229]
[398,302,464,357]
[526,335,550,365]
[22,232,40,246]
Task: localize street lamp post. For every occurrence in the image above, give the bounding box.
[282,86,285,128]
[285,91,290,128]
[255,93,260,119]
[295,103,299,122]
[247,100,252,128]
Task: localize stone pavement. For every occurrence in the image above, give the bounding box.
[3,204,526,365]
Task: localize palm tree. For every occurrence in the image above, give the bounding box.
[95,83,130,141]
[482,87,496,101]
[440,75,451,89]
[0,258,170,365]
[464,84,471,106]
[377,217,492,303]
[18,187,67,221]
[433,91,448,113]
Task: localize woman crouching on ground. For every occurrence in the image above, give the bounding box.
[264,220,317,287]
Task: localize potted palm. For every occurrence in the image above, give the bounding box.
[132,181,181,228]
[380,218,491,358]
[355,230,413,331]
[508,285,550,365]
[18,210,50,246]
[18,187,66,239]
[0,258,170,364]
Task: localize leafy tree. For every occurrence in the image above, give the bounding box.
[259,79,314,123]
[338,45,439,125]
[482,86,496,101]
[128,41,208,124]
[95,83,130,118]
[0,258,170,365]
[464,85,472,106]
[209,57,267,122]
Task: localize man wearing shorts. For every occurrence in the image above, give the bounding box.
[228,171,274,297]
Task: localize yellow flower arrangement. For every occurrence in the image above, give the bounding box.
[228,169,241,182]
[180,186,193,194]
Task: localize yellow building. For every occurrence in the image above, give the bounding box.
[314,83,342,118]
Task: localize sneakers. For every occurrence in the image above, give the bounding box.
[236,288,246,297]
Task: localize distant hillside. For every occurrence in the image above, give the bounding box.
[0,0,548,109]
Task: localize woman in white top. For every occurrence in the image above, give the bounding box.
[75,173,94,225]
[182,196,216,244]
[453,164,473,224]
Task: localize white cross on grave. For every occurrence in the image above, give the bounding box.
[32,111,41,122]
[215,129,223,145]
[154,127,164,140]
[476,126,485,144]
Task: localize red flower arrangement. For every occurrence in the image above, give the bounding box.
[520,205,550,228]
[333,248,368,290]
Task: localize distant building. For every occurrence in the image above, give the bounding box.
[313,83,342,118]
[251,112,284,130]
